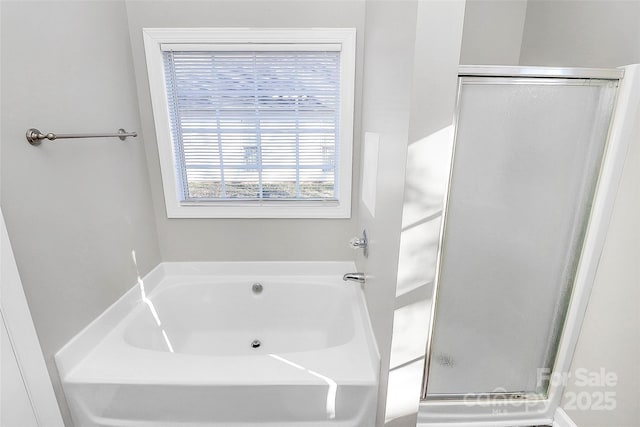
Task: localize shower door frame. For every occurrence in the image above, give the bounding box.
[418,65,640,425]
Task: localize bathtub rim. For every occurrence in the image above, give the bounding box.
[55,261,380,383]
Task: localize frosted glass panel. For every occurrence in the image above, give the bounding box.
[426,78,617,397]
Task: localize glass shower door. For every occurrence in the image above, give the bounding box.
[424,76,618,399]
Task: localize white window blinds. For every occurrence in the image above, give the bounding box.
[163,50,341,201]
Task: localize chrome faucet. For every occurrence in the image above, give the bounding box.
[343,272,365,284]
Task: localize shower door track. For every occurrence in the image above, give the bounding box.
[458,65,623,80]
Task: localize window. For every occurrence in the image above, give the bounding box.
[143,28,356,218]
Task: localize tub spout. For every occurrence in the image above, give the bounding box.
[343,272,365,284]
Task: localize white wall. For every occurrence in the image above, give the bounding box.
[5,2,636,427]
[520,0,640,67]
[416,2,640,425]
[0,1,161,424]
[124,0,365,263]
[355,1,466,425]
[519,2,640,425]
[356,3,418,423]
[385,1,465,424]
[562,108,640,427]
[459,0,527,65]
[2,2,365,425]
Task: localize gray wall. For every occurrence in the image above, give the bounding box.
[0,1,162,424]
[519,2,640,425]
[124,0,365,262]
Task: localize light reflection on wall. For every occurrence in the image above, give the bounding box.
[131,250,174,353]
[385,125,454,424]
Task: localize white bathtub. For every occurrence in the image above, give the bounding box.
[56,262,379,427]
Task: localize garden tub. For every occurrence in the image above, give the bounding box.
[56,262,379,427]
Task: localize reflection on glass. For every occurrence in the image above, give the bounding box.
[426,78,617,398]
[269,354,337,419]
[131,250,174,353]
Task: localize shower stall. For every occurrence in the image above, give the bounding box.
[419,65,640,424]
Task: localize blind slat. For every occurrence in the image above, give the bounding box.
[164,50,340,201]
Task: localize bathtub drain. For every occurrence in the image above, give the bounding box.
[251,339,261,349]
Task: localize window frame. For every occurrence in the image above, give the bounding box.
[143,28,356,218]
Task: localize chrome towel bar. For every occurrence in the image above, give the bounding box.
[26,128,137,146]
